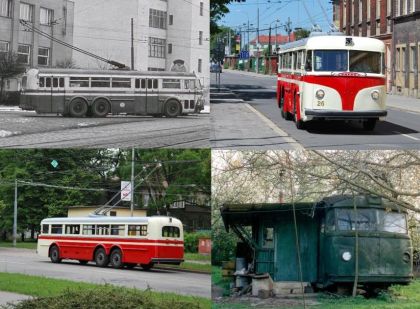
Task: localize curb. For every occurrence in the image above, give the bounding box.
[154,265,211,275]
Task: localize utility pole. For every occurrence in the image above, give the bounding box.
[268,25,272,74]
[286,17,292,42]
[256,1,260,74]
[130,148,135,216]
[275,21,278,53]
[131,18,134,70]
[13,179,17,247]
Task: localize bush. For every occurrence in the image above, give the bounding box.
[0,91,20,106]
[184,232,210,253]
[211,226,237,266]
[3,285,208,309]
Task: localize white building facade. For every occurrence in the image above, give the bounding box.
[71,0,209,100]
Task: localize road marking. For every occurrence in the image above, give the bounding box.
[244,103,303,150]
[393,131,420,141]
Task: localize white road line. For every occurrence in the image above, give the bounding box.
[393,131,420,141]
[244,103,303,150]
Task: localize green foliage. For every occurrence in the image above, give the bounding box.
[211,0,231,35]
[117,149,210,213]
[211,226,237,266]
[294,28,311,40]
[0,273,209,309]
[184,231,210,253]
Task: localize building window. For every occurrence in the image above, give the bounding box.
[198,59,202,73]
[38,47,49,66]
[17,44,30,64]
[200,2,204,16]
[0,0,12,17]
[168,43,172,54]
[410,46,416,72]
[20,3,34,22]
[169,14,173,25]
[199,31,203,45]
[396,48,400,71]
[149,9,167,29]
[0,41,9,56]
[149,37,166,58]
[148,67,165,71]
[402,47,406,71]
[40,8,54,25]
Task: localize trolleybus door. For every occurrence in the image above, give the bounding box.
[51,77,65,114]
[146,78,159,114]
[134,78,147,115]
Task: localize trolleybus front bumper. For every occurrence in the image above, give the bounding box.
[305,109,387,120]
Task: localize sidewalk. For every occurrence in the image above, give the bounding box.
[0,291,31,306]
[222,69,420,114]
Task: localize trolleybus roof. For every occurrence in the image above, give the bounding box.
[41,215,182,225]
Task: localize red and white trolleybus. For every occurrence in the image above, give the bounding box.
[277,33,387,130]
[37,216,184,270]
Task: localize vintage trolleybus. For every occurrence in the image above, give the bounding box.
[37,216,184,269]
[222,195,413,290]
[20,69,204,118]
[277,33,387,130]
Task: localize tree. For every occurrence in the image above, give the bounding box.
[0,52,25,103]
[55,58,78,69]
[294,28,311,40]
[211,0,231,35]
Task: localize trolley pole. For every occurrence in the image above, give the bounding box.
[131,18,134,70]
[13,179,17,247]
[130,148,135,217]
[256,1,260,74]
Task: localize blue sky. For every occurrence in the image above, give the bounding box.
[220,0,335,37]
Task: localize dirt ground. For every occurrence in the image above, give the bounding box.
[212,294,321,308]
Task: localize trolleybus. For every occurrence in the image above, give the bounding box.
[37,216,184,270]
[277,33,387,130]
[20,68,205,118]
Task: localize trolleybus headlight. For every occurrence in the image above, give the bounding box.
[342,251,352,261]
[315,89,325,100]
[371,90,380,100]
[403,252,411,263]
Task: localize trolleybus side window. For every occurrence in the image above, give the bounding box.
[128,225,147,236]
[135,79,146,89]
[51,224,63,234]
[82,224,96,235]
[162,226,180,238]
[39,77,44,88]
[70,77,89,87]
[162,79,181,89]
[59,78,64,87]
[111,225,125,236]
[153,79,158,89]
[42,224,49,234]
[305,51,312,71]
[53,78,58,88]
[91,77,111,88]
[147,79,153,89]
[296,51,303,71]
[112,78,131,88]
[46,77,51,88]
[65,224,80,235]
[96,224,110,235]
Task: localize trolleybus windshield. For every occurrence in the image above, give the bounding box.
[313,50,382,74]
[335,209,407,234]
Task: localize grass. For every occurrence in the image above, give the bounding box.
[0,241,37,250]
[158,262,211,273]
[0,272,210,309]
[185,253,211,262]
[212,265,420,309]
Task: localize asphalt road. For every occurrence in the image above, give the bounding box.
[0,248,210,298]
[211,71,420,149]
[0,112,210,148]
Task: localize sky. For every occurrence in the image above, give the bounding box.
[220,0,335,37]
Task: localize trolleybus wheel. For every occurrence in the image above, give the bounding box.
[125,263,137,269]
[94,247,109,267]
[362,119,376,131]
[164,100,181,118]
[69,99,88,117]
[294,95,305,130]
[140,263,154,271]
[92,99,110,117]
[110,249,123,269]
[50,245,62,263]
[79,260,88,265]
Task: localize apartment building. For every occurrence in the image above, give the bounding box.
[0,0,74,68]
[71,0,210,99]
[393,1,420,97]
[333,0,394,92]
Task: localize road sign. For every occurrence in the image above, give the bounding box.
[121,181,132,201]
[239,50,249,59]
[50,160,59,168]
